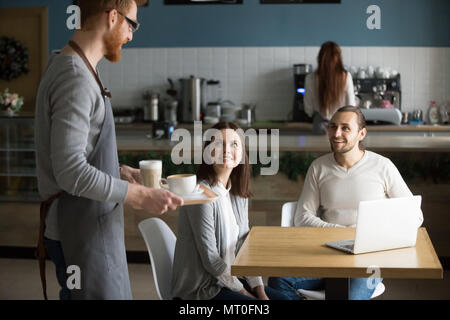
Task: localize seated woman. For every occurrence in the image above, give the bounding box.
[171,122,286,300]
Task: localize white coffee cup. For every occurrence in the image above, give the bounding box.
[160,174,198,195]
[139,160,162,189]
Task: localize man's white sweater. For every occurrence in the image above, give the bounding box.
[294,151,423,228]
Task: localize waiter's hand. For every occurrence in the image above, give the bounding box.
[125,183,183,215]
[120,165,143,184]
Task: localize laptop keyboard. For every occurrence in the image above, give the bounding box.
[326,239,355,252]
[340,240,355,251]
[342,244,354,250]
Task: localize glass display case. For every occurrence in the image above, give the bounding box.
[0,113,39,202]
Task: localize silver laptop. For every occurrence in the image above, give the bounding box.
[325,196,423,255]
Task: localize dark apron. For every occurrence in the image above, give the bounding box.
[36,41,131,300]
[312,112,329,135]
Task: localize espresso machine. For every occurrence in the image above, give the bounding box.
[355,74,403,125]
[292,64,313,122]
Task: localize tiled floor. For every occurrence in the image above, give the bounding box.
[0,258,449,300]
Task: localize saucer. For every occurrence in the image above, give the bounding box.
[175,188,204,197]
[175,185,219,206]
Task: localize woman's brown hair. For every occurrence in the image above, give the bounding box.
[196,122,252,199]
[316,41,347,117]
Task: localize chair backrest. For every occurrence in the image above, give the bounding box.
[138,218,176,300]
[281,201,297,227]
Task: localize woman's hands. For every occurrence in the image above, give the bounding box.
[253,285,270,300]
[239,285,269,300]
[239,288,256,299]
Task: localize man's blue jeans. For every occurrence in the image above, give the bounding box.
[43,237,71,300]
[268,276,383,300]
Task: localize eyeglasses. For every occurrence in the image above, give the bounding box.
[106,10,140,33]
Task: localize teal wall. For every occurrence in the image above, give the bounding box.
[1,0,449,52]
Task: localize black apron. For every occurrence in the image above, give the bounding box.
[312,112,329,135]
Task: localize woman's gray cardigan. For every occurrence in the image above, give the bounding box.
[171,180,250,300]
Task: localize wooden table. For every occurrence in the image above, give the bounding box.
[231,227,443,300]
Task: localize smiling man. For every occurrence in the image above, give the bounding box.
[35,0,182,300]
[293,105,415,228]
[268,106,420,300]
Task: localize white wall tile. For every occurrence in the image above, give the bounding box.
[304,47,319,68]
[381,47,400,71]
[350,47,368,68]
[289,47,305,66]
[197,48,213,79]
[367,47,384,68]
[181,48,197,77]
[341,46,352,68]
[167,48,183,79]
[102,46,449,120]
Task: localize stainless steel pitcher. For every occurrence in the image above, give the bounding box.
[179,76,205,122]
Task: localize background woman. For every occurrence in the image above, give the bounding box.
[171,122,286,300]
[304,41,356,134]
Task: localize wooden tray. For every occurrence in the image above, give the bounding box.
[132,185,218,210]
[181,185,219,206]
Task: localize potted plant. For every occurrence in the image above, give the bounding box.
[0,88,24,116]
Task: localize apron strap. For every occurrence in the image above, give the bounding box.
[36,192,63,300]
[68,40,112,98]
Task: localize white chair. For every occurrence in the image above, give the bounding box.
[281,201,385,300]
[138,218,176,300]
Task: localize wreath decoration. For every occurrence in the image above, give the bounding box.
[0,36,29,81]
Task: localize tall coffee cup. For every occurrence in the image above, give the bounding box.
[139,160,162,189]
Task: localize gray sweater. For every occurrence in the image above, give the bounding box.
[171,180,250,300]
[35,52,128,240]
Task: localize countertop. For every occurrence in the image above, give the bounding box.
[116,133,450,152]
[115,121,450,132]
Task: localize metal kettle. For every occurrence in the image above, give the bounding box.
[143,91,159,122]
[179,76,205,122]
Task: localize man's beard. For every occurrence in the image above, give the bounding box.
[330,139,358,154]
[104,26,123,62]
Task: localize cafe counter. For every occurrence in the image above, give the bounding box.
[116,132,450,153]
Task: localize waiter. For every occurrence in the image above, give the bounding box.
[34,0,183,300]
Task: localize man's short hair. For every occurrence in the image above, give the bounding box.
[334,105,367,150]
[335,106,366,130]
[76,0,139,28]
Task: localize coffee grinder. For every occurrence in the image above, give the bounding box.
[292,64,313,122]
